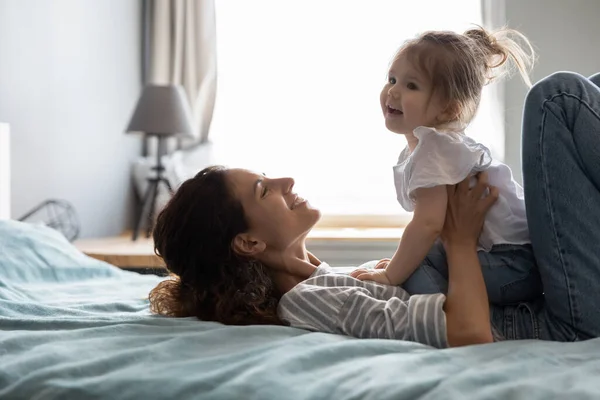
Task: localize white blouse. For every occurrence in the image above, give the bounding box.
[393,126,530,251]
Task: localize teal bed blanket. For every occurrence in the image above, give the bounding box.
[1,220,599,400]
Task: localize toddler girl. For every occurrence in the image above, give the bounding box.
[352,27,542,305]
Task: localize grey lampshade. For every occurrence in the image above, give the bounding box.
[126,85,197,138]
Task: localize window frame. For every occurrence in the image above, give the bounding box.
[316,213,412,229]
[209,0,498,229]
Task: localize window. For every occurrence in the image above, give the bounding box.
[209,0,500,226]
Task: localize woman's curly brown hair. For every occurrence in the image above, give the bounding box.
[149,166,282,325]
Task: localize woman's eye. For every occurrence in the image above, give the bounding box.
[407,82,418,90]
[261,187,268,198]
[388,77,396,84]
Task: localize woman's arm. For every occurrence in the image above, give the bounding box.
[351,186,447,285]
[442,172,498,347]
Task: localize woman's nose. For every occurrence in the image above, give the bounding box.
[277,177,295,194]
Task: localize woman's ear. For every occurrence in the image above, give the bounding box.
[232,233,266,257]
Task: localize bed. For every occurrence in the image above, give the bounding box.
[1,220,600,399]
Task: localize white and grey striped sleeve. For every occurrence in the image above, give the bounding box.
[278,279,448,348]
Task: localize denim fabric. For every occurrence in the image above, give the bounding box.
[490,72,600,341]
[402,241,542,305]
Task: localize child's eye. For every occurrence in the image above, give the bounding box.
[407,82,418,90]
[261,186,268,198]
[388,76,396,84]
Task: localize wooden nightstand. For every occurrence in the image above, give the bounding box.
[75,228,404,272]
[74,234,165,273]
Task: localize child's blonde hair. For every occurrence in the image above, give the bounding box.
[397,26,535,127]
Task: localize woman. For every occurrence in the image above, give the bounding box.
[150,71,600,347]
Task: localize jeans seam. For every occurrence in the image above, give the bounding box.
[544,92,600,182]
[545,92,600,122]
[500,274,531,291]
[497,248,518,294]
[505,309,515,340]
[490,243,522,251]
[540,97,578,330]
[518,302,540,339]
[499,274,537,305]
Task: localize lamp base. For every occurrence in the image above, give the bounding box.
[131,176,173,241]
[131,135,174,241]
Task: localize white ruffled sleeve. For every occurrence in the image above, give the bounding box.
[406,127,492,203]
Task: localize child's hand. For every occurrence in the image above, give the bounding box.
[350,268,392,285]
[374,258,391,269]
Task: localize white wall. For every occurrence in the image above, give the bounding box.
[0,123,9,220]
[503,0,600,183]
[0,0,142,237]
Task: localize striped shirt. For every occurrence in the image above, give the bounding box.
[277,262,449,348]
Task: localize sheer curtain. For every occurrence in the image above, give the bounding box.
[199,0,501,218]
[134,0,218,213]
[143,0,217,149]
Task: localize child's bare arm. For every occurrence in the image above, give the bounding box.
[351,186,447,285]
[383,186,448,285]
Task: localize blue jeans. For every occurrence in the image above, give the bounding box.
[490,72,600,341]
[402,242,542,305]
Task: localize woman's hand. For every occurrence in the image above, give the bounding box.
[441,172,499,250]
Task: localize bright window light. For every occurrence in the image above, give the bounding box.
[209,0,498,218]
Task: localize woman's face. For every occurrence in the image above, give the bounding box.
[227,168,321,251]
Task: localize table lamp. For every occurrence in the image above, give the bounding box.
[126,85,197,241]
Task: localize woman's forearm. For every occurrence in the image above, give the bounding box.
[385,221,440,285]
[443,243,493,346]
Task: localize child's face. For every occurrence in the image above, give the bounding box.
[380,54,448,135]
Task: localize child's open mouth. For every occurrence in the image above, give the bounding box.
[386,106,403,115]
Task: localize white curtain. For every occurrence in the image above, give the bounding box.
[146,0,217,149]
[133,0,217,220]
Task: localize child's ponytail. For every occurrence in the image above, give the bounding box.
[464,27,535,87]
